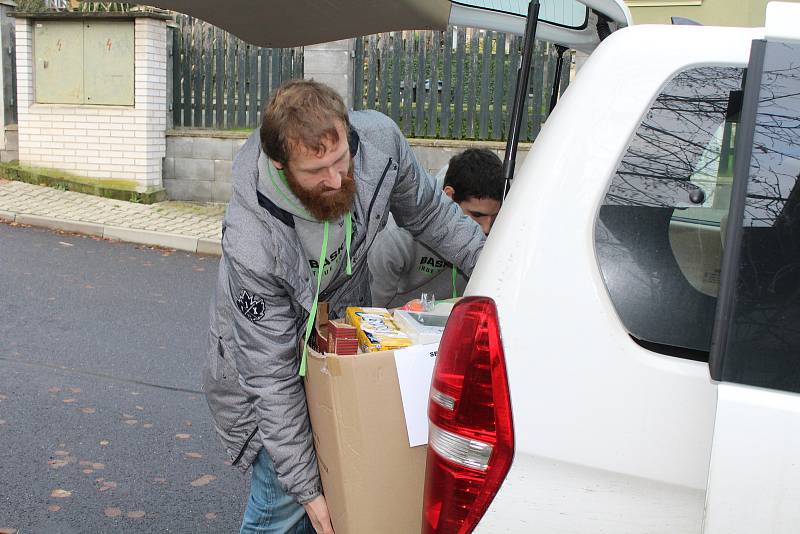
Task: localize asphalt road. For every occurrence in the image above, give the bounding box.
[0,222,250,534]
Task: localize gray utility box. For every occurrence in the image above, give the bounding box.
[34,19,134,105]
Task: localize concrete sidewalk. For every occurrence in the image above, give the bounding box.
[0,179,225,255]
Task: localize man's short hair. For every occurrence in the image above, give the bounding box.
[260,79,349,166]
[444,148,504,203]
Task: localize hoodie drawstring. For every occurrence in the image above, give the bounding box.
[452,264,458,299]
[345,211,352,276]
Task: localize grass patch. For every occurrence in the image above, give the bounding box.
[0,161,166,204]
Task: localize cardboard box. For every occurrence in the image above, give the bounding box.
[304,346,428,534]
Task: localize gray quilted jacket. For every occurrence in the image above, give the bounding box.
[202,110,485,504]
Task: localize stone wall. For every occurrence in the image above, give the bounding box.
[164,129,531,203]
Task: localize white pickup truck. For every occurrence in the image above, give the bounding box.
[149,0,800,532]
[423,2,800,534]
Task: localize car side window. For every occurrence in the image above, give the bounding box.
[713,41,800,393]
[595,66,745,360]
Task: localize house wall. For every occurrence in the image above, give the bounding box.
[626,0,799,27]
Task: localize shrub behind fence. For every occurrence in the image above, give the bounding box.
[170,14,303,130]
[354,28,571,142]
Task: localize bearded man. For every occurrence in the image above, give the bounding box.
[203,80,485,534]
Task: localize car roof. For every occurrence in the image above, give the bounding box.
[144,0,631,52]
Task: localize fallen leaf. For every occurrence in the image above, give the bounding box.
[97,480,117,492]
[122,413,135,419]
[48,459,70,469]
[184,452,203,459]
[0,394,6,401]
[54,450,70,457]
[58,241,74,247]
[83,284,94,289]
[142,423,153,429]
[184,420,192,427]
[62,398,77,404]
[92,463,105,470]
[48,505,61,512]
[50,489,72,499]
[193,267,205,272]
[82,469,94,475]
[123,419,138,426]
[175,433,191,440]
[135,405,144,411]
[204,512,217,520]
[126,511,146,519]
[67,387,81,394]
[99,440,110,446]
[104,507,122,518]
[48,387,62,393]
[190,475,216,487]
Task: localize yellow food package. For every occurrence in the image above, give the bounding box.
[345,307,413,352]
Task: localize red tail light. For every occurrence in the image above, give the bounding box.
[422,297,514,534]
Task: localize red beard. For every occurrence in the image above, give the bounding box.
[285,160,356,221]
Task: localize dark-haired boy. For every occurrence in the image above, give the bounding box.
[369,148,503,308]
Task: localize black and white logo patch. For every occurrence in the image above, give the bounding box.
[236,289,266,323]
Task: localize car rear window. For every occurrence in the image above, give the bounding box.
[452,0,589,29]
[595,66,745,359]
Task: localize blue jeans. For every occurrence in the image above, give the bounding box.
[240,448,314,534]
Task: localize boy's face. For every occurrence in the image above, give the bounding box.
[444,186,501,235]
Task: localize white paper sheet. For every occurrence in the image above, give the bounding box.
[394,343,439,447]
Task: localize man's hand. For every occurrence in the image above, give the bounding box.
[303,495,335,534]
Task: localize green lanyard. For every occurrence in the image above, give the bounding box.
[300,221,329,377]
[299,213,353,376]
[271,164,354,375]
[451,264,458,299]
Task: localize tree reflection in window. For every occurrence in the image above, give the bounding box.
[720,41,800,393]
[595,66,744,357]
[605,67,744,209]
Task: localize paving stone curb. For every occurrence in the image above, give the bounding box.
[2,209,222,256]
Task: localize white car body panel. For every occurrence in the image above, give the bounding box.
[703,384,800,534]
[466,23,763,533]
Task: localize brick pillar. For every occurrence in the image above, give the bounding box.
[14,14,167,192]
[303,39,355,107]
[134,16,168,190]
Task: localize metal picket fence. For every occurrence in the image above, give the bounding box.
[170,14,303,129]
[354,28,572,141]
